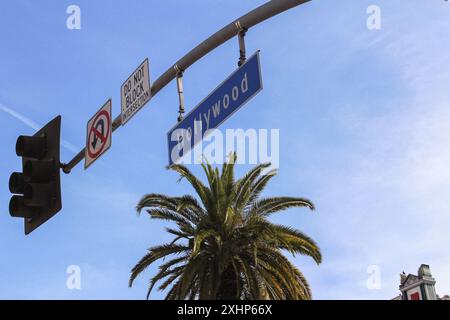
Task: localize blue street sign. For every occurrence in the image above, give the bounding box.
[167,51,263,165]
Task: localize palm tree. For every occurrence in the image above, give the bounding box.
[129,154,321,300]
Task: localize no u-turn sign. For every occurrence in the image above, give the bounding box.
[85,99,112,169]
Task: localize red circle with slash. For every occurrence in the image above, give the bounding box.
[87,110,111,158]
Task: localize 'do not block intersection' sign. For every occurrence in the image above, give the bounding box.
[121,58,151,126]
[85,99,112,169]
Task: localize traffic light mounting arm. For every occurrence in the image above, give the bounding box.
[60,0,312,174]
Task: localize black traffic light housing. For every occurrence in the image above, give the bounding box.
[9,116,62,235]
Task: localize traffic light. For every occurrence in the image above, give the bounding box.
[9,116,62,235]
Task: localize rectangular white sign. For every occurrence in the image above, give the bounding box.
[121,58,151,125]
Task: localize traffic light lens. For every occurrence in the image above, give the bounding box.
[9,172,26,194]
[16,136,25,156]
[9,195,34,218]
[16,135,46,158]
[9,196,19,216]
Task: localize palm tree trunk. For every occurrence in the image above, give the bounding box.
[216,265,239,300]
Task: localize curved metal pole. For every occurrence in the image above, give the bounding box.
[62,0,311,173]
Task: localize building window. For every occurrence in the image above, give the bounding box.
[410,292,420,300]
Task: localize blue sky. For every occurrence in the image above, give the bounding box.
[1,0,449,299]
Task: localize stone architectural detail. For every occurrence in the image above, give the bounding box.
[395,264,440,300]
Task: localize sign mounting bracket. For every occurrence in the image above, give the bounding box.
[236,21,248,67]
[174,65,185,122]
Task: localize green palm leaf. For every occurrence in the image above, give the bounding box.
[130,155,321,300]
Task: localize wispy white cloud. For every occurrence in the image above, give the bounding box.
[302,9,450,299]
[0,103,40,130]
[0,103,79,153]
[266,1,450,299]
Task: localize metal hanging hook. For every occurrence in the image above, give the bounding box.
[235,21,248,67]
[174,65,185,122]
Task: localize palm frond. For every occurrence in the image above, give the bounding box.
[131,156,321,300]
[129,243,189,287]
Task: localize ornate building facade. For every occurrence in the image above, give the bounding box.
[392,264,449,300]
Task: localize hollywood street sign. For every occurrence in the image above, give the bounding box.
[167,51,263,165]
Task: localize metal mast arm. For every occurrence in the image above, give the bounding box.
[62,0,311,173]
